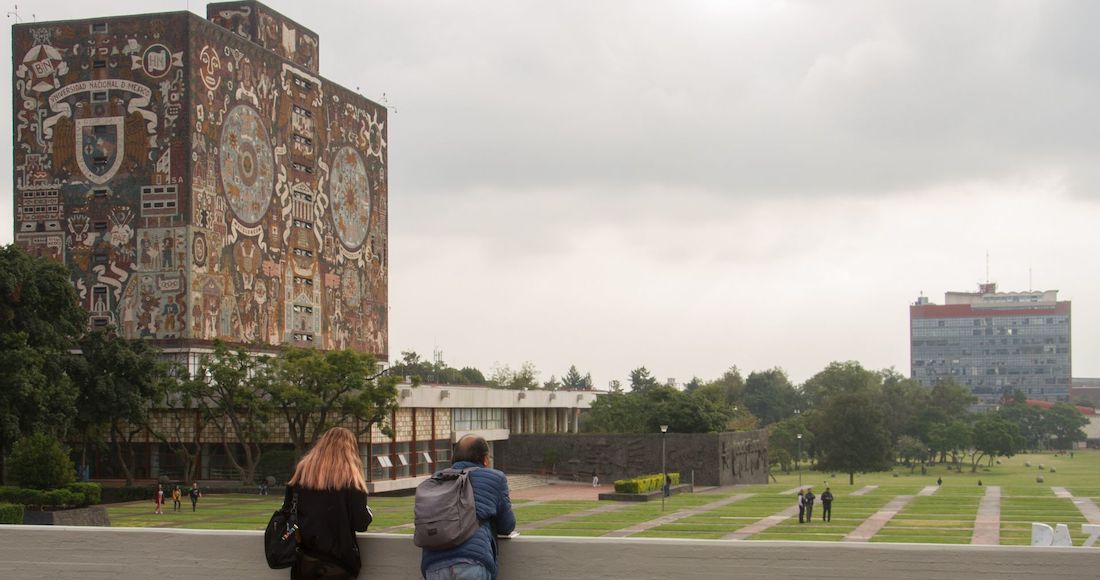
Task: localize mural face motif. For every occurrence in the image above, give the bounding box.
[219,104,274,225]
[330,146,371,249]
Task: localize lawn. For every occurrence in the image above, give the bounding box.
[105,450,1100,547]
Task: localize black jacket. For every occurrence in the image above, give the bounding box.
[285,485,372,575]
[821,491,833,504]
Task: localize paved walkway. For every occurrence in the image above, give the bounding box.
[723,504,800,540]
[850,485,878,496]
[519,502,628,532]
[1049,487,1100,524]
[843,495,914,542]
[779,486,803,495]
[918,485,939,496]
[971,486,1001,545]
[603,493,753,538]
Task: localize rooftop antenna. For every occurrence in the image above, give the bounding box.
[6,4,20,23]
[1029,267,1033,292]
[985,250,990,284]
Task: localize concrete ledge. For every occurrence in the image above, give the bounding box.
[1,525,1098,579]
[22,506,110,527]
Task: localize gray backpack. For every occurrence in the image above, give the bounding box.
[414,467,481,550]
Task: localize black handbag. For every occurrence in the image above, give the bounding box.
[265,487,300,569]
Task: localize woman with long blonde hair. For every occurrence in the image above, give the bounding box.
[283,427,372,579]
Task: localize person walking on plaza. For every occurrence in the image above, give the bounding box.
[154,484,164,514]
[421,435,516,580]
[284,426,373,580]
[189,483,201,512]
[592,470,599,488]
[820,487,833,522]
[797,489,805,524]
[803,488,816,523]
[171,485,182,512]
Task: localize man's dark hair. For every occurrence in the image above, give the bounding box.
[453,435,490,464]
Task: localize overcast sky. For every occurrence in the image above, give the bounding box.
[3,1,1099,387]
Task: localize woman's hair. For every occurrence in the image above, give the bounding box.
[289,427,368,493]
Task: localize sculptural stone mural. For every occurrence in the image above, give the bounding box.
[12,2,388,359]
[497,431,769,487]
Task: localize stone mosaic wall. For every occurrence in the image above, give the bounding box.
[13,5,388,358]
[496,431,769,487]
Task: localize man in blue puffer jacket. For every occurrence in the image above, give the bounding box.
[421,435,517,580]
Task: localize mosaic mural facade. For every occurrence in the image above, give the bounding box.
[13,3,388,358]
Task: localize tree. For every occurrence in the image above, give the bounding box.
[150,365,211,484]
[192,341,274,484]
[268,347,398,459]
[562,365,593,390]
[742,368,798,425]
[800,361,879,410]
[459,367,486,385]
[927,421,971,470]
[768,416,812,465]
[650,390,732,433]
[1041,403,1088,450]
[488,362,540,390]
[879,370,930,441]
[928,380,976,421]
[542,375,562,391]
[895,435,927,472]
[815,391,893,484]
[582,392,654,433]
[0,245,86,481]
[997,401,1044,450]
[68,330,167,486]
[969,415,1022,471]
[629,366,660,394]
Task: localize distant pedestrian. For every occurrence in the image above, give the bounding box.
[154,484,164,514]
[171,485,182,512]
[189,483,201,512]
[821,487,833,522]
[803,488,816,522]
[664,474,672,498]
[592,471,599,488]
[797,489,805,524]
[978,480,983,487]
[937,477,942,486]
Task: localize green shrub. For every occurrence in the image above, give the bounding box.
[66,482,102,506]
[613,472,680,494]
[0,503,24,524]
[8,434,76,490]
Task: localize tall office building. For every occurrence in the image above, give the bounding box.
[910,283,1071,409]
[12,1,389,371]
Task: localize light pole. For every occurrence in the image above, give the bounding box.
[796,433,803,488]
[660,424,668,512]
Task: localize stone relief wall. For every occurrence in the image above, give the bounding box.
[14,10,388,359]
[497,431,769,487]
[188,17,388,355]
[207,1,320,73]
[13,15,191,337]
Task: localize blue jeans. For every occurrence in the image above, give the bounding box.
[425,562,492,580]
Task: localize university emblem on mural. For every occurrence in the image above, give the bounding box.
[75,116,125,184]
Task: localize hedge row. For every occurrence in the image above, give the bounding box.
[0,483,102,508]
[0,503,24,524]
[613,472,681,494]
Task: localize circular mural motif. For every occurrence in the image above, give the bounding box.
[219,104,274,224]
[330,146,372,249]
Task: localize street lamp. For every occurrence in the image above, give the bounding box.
[796,433,803,488]
[660,424,669,511]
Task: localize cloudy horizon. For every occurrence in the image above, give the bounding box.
[2,1,1098,388]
